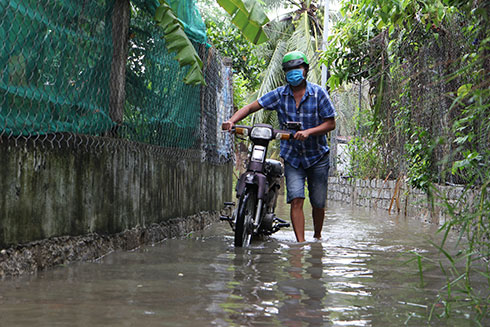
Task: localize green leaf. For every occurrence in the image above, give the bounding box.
[457,83,473,98]
[452,160,466,174]
[401,0,410,11]
[154,1,205,85]
[454,135,469,145]
[387,39,396,52]
[389,24,395,34]
[328,75,340,89]
[379,10,389,24]
[216,0,269,45]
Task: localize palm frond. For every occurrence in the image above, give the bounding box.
[256,19,293,62]
[261,110,280,127]
[261,0,285,12]
[263,19,293,44]
[287,11,322,84]
[251,39,288,125]
[257,39,288,98]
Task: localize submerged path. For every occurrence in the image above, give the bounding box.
[0,196,479,326]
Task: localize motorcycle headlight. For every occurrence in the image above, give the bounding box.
[250,126,273,140]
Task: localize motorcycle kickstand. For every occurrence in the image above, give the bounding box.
[220,202,236,231]
[273,217,290,231]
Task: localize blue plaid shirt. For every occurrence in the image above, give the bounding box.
[258,81,336,169]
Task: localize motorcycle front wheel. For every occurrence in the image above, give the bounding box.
[234,188,256,247]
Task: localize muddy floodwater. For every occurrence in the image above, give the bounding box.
[0,196,484,326]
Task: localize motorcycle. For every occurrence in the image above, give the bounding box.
[220,122,302,247]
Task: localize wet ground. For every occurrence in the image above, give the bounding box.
[0,196,484,326]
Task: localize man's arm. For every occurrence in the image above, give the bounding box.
[222,100,263,131]
[294,117,336,141]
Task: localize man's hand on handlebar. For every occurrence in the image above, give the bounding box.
[293,130,310,141]
[222,120,235,132]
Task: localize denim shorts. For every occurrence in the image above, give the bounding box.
[284,153,330,208]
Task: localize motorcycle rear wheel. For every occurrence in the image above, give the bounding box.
[234,189,256,247]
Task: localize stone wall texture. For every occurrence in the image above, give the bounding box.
[327,177,474,225]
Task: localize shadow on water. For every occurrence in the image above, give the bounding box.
[0,195,486,326]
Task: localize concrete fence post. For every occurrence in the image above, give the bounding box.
[109,0,130,130]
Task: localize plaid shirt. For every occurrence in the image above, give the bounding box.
[258,81,336,169]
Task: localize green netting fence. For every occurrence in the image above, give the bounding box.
[0,0,233,162]
[0,0,114,136]
[123,12,202,149]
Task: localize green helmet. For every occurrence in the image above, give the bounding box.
[282,51,309,70]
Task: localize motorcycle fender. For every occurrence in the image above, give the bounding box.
[236,173,267,200]
[236,174,246,198]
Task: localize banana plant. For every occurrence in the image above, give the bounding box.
[154,0,269,85]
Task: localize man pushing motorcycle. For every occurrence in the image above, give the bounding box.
[222,51,336,242]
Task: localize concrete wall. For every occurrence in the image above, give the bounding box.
[0,136,232,248]
[328,176,473,225]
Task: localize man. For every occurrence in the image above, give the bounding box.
[222,51,336,242]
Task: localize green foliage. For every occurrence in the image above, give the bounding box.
[404,128,437,192]
[346,136,383,179]
[153,0,270,85]
[232,74,252,110]
[444,0,489,187]
[206,19,266,90]
[322,0,488,188]
[438,4,490,319]
[200,0,267,110]
[450,83,490,181]
[345,108,388,179]
[322,0,489,322]
[321,0,452,89]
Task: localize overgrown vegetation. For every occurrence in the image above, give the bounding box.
[198,0,267,108]
[322,0,489,323]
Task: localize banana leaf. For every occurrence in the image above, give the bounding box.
[217,0,269,45]
[155,1,205,85]
[154,0,269,85]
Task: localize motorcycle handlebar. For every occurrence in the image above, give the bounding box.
[221,123,295,140]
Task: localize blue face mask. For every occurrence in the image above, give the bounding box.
[286,69,305,86]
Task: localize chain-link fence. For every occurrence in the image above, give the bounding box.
[0,0,233,163]
[0,0,114,137]
[329,14,489,185]
[375,16,489,185]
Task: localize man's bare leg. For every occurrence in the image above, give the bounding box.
[312,207,325,239]
[290,198,305,242]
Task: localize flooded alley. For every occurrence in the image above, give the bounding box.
[0,197,481,326]
[1,0,488,325]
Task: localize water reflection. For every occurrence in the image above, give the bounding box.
[277,243,327,326]
[0,197,484,326]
